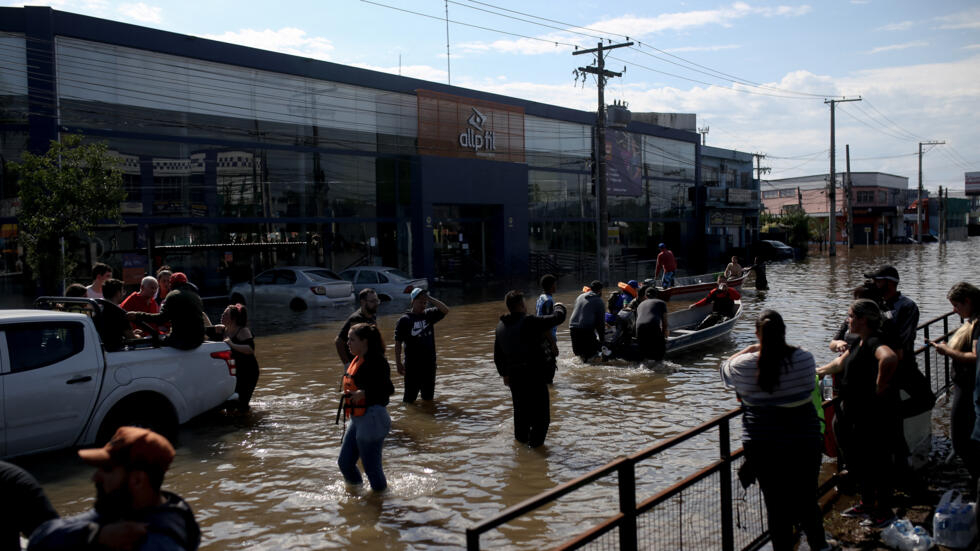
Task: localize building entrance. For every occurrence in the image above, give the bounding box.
[431,204,501,283]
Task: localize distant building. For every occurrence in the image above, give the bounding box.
[762,172,908,244]
[700,146,759,255]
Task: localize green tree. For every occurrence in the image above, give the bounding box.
[13,135,125,294]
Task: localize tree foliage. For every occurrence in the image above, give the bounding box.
[13,135,125,292]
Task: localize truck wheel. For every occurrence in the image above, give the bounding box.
[230,293,246,305]
[289,298,307,312]
[97,394,178,445]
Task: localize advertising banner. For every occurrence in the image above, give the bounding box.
[604,128,642,197]
[966,172,980,196]
[417,89,525,163]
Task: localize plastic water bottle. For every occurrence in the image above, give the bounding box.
[821,376,834,400]
[910,526,933,551]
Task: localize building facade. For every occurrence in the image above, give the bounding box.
[762,172,908,244]
[1,7,755,292]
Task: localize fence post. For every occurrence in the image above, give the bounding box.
[466,529,480,551]
[618,459,638,551]
[923,325,931,390]
[719,418,735,551]
[943,315,950,392]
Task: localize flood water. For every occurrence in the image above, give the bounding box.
[15,239,978,549]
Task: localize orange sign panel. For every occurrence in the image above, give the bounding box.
[417,89,525,163]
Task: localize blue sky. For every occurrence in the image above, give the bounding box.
[6,0,978,191]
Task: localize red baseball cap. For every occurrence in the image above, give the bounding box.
[170,272,188,286]
[78,426,175,472]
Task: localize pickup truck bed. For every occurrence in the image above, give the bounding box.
[0,305,237,459]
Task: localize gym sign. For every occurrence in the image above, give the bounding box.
[459,108,496,153]
[417,89,525,163]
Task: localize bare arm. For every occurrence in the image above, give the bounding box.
[395,340,405,375]
[932,339,978,364]
[874,344,899,395]
[427,295,450,315]
[335,335,351,368]
[726,343,759,362]
[829,339,850,353]
[816,350,849,376]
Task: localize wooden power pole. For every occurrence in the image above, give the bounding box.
[917,140,945,241]
[845,144,854,248]
[574,40,632,284]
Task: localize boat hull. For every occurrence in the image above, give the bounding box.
[657,273,748,301]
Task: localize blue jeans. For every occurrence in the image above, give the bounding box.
[662,271,675,288]
[338,405,391,491]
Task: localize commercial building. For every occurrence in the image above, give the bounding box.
[762,172,908,244]
[0,7,756,292]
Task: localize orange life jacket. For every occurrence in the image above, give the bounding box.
[343,356,366,418]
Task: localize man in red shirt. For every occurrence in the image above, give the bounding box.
[121,276,160,332]
[689,275,741,330]
[654,243,677,288]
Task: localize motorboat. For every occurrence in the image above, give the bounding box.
[602,301,743,361]
[654,272,748,301]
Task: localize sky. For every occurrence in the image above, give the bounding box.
[4,0,978,192]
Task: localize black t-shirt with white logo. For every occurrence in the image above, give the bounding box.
[394,307,446,369]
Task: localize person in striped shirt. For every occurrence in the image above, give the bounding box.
[721,310,833,551]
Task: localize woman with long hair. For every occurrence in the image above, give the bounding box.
[338,322,395,492]
[818,299,899,527]
[721,310,832,551]
[931,282,980,482]
[213,303,259,412]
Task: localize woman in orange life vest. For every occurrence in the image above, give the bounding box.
[338,323,395,492]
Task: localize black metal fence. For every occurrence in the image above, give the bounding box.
[465,310,961,550]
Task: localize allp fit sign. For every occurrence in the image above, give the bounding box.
[417,89,525,163]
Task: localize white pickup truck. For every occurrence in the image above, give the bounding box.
[0,299,237,458]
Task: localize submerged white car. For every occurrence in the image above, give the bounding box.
[338,266,428,302]
[229,266,355,311]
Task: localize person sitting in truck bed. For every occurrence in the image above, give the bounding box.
[98,278,137,352]
[127,272,205,350]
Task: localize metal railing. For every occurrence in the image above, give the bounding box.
[916,310,961,397]
[465,310,961,550]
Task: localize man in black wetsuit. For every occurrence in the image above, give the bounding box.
[494,290,567,447]
[127,272,205,350]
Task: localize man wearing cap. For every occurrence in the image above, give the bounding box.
[568,281,606,361]
[127,272,205,350]
[654,244,677,289]
[28,427,200,551]
[394,288,450,403]
[865,266,919,360]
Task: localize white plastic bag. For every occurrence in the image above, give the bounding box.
[933,490,977,548]
[882,518,934,551]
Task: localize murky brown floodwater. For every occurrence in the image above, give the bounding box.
[14,239,978,549]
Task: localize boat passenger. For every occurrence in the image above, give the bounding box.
[721,310,834,551]
[724,256,744,279]
[654,243,676,288]
[688,276,741,330]
[634,287,668,361]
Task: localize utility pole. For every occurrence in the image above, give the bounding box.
[917,140,945,241]
[444,0,451,85]
[825,97,861,257]
[697,126,709,146]
[938,185,945,243]
[574,40,633,284]
[845,144,854,248]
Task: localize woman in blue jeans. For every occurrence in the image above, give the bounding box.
[338,323,395,492]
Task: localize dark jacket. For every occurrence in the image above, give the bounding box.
[130,284,205,350]
[28,491,200,551]
[494,305,567,382]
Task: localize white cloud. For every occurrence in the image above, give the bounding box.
[867,41,928,54]
[935,7,980,30]
[202,28,335,61]
[457,3,810,56]
[666,44,741,53]
[850,0,870,4]
[118,2,161,24]
[964,44,980,50]
[876,21,914,32]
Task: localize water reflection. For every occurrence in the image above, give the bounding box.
[12,240,976,549]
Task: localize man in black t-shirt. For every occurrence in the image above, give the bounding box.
[335,288,380,370]
[635,287,669,361]
[99,279,136,352]
[394,288,449,403]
